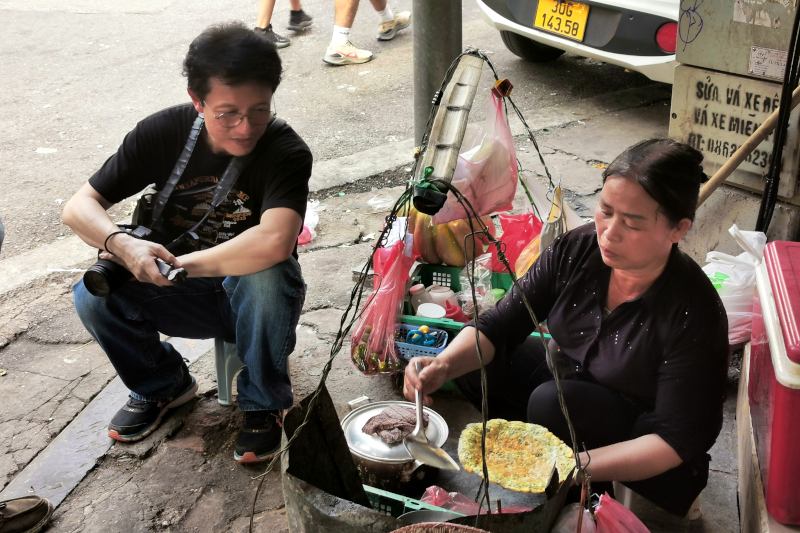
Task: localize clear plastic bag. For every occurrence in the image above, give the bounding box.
[431,88,518,225]
[552,503,596,533]
[350,237,417,374]
[702,224,767,345]
[458,253,496,316]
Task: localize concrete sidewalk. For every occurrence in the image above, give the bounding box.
[0,88,740,532]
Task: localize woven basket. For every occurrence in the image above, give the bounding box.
[390,523,490,533]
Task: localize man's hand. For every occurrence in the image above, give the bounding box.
[402,356,449,406]
[101,233,181,286]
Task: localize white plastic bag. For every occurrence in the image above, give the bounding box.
[702,224,767,345]
[431,88,518,224]
[298,200,321,245]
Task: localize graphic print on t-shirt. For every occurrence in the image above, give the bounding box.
[162,174,253,249]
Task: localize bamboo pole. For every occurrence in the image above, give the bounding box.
[698,85,800,206]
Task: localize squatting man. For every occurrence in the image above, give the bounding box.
[62,22,312,464]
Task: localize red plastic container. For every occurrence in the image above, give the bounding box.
[749,240,800,525]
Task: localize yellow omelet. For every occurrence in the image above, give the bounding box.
[457,419,574,493]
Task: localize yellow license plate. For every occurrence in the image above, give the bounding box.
[534,0,590,42]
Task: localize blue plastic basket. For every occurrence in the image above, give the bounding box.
[394,323,449,360]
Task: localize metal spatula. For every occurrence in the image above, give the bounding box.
[403,361,460,471]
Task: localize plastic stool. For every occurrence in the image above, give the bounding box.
[214,338,244,406]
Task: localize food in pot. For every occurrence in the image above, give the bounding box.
[362,405,429,445]
[458,419,574,493]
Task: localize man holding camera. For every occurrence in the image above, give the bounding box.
[62,22,311,464]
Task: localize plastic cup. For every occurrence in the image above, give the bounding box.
[416,302,446,319]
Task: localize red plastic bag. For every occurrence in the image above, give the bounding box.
[420,486,532,515]
[350,237,417,374]
[432,88,518,225]
[594,492,650,533]
[489,212,542,272]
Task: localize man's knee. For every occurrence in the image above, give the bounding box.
[224,258,304,303]
[73,280,104,324]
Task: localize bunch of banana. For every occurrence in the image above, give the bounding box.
[406,206,493,267]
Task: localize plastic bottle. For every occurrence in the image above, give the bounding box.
[409,283,432,313]
[428,285,458,308]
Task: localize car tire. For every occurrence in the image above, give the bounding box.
[500,31,565,62]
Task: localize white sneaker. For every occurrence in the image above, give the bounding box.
[377,11,411,41]
[323,40,374,65]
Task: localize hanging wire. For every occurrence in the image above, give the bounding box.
[756,4,800,232]
[428,178,586,521]
[248,186,414,531]
[247,47,586,530]
[413,50,586,518]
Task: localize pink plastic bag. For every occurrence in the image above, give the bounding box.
[420,486,532,515]
[350,237,417,374]
[489,212,542,272]
[431,88,518,225]
[594,492,650,533]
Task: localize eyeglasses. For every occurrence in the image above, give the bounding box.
[207,107,274,128]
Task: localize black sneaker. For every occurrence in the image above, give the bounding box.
[255,24,290,49]
[287,9,313,31]
[234,410,283,464]
[108,375,197,442]
[0,496,53,533]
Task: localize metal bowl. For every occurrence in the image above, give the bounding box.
[341,400,450,489]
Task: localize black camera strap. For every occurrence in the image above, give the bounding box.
[172,152,254,247]
[149,114,286,251]
[151,115,205,226]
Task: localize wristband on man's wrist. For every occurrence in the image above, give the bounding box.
[103,230,129,255]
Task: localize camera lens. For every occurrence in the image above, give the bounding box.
[83,259,132,297]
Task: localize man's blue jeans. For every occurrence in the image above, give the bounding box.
[73,258,305,411]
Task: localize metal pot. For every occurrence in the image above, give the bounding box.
[340,400,450,491]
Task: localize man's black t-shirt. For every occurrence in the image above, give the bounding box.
[89,104,312,252]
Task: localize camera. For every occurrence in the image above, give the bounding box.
[83,225,194,297]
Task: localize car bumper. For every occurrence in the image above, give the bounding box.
[476,0,676,84]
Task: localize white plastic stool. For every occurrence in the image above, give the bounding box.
[214,338,244,406]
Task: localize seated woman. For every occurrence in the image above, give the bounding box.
[403,138,729,516]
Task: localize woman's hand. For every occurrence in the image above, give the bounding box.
[402,356,449,406]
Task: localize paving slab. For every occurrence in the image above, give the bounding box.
[0,338,211,506]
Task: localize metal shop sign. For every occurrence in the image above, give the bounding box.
[677,0,796,82]
[669,65,800,201]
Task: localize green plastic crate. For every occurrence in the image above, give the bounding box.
[402,264,550,340]
[411,264,513,293]
[363,484,464,518]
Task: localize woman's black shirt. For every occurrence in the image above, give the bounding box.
[476,223,729,463]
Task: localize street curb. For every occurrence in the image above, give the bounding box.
[0,83,669,298]
[0,337,213,506]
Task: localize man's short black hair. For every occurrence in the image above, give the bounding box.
[183,22,282,99]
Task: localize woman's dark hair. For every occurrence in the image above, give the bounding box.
[602,138,707,224]
[183,22,282,99]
